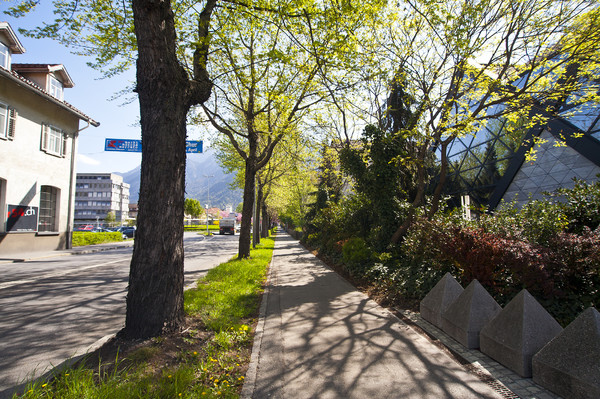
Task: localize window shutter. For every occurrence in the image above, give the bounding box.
[41,124,48,151]
[7,107,16,140]
[62,132,68,157]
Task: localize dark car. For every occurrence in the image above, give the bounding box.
[119,226,136,239]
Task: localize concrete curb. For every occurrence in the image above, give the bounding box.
[240,234,277,399]
[0,333,117,399]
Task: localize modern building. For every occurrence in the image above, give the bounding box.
[74,173,130,228]
[0,22,99,253]
[441,79,600,211]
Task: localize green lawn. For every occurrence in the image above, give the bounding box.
[15,235,275,399]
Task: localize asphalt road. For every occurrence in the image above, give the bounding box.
[0,232,239,398]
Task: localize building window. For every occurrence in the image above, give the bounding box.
[0,103,17,140]
[39,185,59,232]
[0,42,9,69]
[41,124,67,157]
[49,75,64,100]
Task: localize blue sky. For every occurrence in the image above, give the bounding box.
[1,2,207,174]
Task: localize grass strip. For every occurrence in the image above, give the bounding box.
[14,235,275,399]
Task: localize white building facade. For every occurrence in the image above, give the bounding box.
[74,173,130,228]
[0,22,99,253]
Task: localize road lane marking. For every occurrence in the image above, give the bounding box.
[0,258,128,291]
[1,235,224,291]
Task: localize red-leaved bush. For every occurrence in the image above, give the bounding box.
[422,222,600,325]
[438,227,554,304]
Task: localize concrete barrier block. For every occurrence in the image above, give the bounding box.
[532,307,600,399]
[441,279,501,349]
[420,272,464,328]
[480,289,563,377]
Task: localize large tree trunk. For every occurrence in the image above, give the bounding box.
[253,182,263,247]
[261,202,269,238]
[122,0,212,339]
[238,157,257,258]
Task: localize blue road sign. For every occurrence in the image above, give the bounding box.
[186,140,203,153]
[105,139,203,153]
[105,138,141,152]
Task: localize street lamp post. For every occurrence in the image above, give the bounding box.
[203,174,214,236]
[203,174,214,208]
[205,204,209,236]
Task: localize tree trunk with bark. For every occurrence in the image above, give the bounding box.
[261,202,270,238]
[122,0,213,339]
[239,156,257,258]
[253,182,263,247]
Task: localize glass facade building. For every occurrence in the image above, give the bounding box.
[440,89,600,210]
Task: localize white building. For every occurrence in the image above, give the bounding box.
[0,22,99,253]
[74,173,130,228]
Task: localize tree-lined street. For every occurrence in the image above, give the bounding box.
[0,233,238,398]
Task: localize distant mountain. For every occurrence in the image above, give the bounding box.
[119,149,243,210]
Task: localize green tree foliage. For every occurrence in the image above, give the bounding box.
[307,144,344,215]
[8,0,215,338]
[359,0,600,242]
[338,124,418,248]
[235,202,244,213]
[184,198,204,219]
[104,211,117,227]
[197,3,322,258]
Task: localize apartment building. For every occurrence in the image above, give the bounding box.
[74,173,130,228]
[0,22,99,253]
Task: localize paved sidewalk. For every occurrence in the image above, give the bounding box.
[243,232,505,398]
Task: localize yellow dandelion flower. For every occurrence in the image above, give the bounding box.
[168,375,172,379]
[193,351,198,355]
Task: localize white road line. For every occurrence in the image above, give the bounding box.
[1,235,218,291]
[0,258,127,291]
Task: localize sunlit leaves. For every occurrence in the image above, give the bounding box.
[6,0,137,77]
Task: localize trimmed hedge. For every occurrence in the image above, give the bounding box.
[184,225,220,231]
[72,232,123,247]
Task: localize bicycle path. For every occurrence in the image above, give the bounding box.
[243,231,503,399]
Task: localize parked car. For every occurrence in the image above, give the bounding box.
[74,224,94,232]
[119,226,136,239]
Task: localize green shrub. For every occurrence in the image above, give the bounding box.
[404,214,600,325]
[184,225,219,231]
[491,198,567,246]
[555,176,600,234]
[72,232,123,247]
[342,237,372,278]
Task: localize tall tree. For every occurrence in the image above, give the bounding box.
[198,4,321,258]
[363,0,600,243]
[9,0,216,338]
[184,198,204,219]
